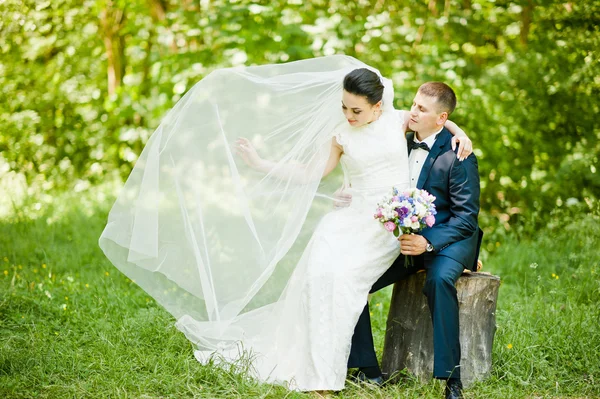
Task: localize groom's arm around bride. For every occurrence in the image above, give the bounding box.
[348,82,482,399]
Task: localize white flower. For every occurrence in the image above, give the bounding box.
[414,202,427,217]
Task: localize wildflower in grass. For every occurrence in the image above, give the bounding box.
[529,262,538,269]
[65,296,68,301]
[105,271,109,276]
[507,344,513,349]
[85,284,89,288]
[61,304,67,310]
[3,257,8,262]
[42,264,47,269]
[3,270,7,276]
[18,265,22,270]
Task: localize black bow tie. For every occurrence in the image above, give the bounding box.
[409,141,430,152]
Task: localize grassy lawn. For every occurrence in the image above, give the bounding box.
[1,190,599,398]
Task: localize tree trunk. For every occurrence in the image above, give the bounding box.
[428,0,439,17]
[100,1,126,96]
[520,0,534,47]
[148,0,167,21]
[381,271,500,388]
[444,0,451,18]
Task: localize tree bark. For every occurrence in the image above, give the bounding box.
[381,271,500,388]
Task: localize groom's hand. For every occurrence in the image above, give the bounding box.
[399,234,427,255]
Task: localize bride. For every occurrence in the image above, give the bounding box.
[99,55,471,392]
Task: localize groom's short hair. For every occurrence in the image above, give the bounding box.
[418,82,457,115]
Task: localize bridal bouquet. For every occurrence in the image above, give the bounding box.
[374,187,437,266]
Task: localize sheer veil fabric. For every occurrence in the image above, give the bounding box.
[99,55,396,375]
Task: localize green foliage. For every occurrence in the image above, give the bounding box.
[1,0,599,237]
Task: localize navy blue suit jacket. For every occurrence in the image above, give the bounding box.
[409,128,482,271]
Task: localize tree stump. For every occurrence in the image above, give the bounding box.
[381,271,500,388]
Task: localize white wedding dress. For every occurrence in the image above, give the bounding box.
[99,55,411,392]
[179,110,410,391]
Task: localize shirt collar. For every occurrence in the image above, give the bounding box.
[413,127,443,148]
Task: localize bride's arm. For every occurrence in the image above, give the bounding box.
[235,137,343,182]
[398,110,473,161]
[444,120,473,161]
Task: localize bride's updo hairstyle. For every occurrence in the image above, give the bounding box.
[343,68,384,105]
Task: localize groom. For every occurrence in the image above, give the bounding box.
[347,82,482,399]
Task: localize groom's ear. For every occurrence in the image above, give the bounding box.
[437,111,449,126]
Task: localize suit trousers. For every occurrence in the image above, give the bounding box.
[348,254,464,380]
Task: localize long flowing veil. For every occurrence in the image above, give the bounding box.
[99,55,392,352]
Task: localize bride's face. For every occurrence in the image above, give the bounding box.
[341,91,381,128]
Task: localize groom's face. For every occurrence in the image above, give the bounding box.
[408,92,447,135]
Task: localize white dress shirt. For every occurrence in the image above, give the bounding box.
[408,128,443,188]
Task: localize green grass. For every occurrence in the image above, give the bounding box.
[1,190,599,398]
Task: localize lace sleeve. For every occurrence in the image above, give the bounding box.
[395,109,409,134]
[333,124,348,148]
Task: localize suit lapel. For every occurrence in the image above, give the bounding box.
[416,129,451,189]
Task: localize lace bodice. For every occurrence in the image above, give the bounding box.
[335,110,410,208]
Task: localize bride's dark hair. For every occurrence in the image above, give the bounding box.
[343,68,384,105]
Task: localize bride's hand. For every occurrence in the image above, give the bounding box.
[235,138,265,170]
[451,135,473,161]
[333,186,352,209]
